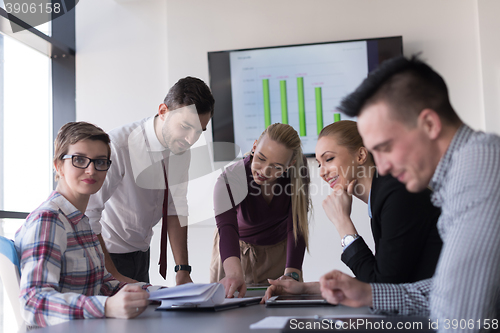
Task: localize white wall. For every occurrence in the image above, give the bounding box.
[76,0,494,286]
[477,0,500,135]
[76,0,168,132]
[165,0,485,131]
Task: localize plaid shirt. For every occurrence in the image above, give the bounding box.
[371,125,500,331]
[15,192,126,327]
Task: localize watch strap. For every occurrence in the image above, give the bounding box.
[174,264,192,273]
[284,272,300,281]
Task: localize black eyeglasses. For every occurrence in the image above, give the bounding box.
[62,155,112,171]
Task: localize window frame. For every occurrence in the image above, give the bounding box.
[0,5,75,219]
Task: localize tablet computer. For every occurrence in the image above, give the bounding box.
[266,295,336,307]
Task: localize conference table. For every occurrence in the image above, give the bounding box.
[31,302,375,333]
[31,290,431,333]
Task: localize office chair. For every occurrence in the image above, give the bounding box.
[0,235,26,332]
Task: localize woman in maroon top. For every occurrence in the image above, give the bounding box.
[210,123,311,298]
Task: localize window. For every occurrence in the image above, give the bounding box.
[0,4,75,331]
[1,33,52,213]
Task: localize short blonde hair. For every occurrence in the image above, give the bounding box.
[53,122,110,181]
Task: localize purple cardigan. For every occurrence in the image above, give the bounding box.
[214,155,306,270]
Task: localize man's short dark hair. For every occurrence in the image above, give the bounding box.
[338,55,461,126]
[164,77,215,116]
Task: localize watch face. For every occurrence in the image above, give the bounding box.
[342,235,356,247]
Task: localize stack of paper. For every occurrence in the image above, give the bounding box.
[149,282,225,309]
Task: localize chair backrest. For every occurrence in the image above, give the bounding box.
[0,235,25,332]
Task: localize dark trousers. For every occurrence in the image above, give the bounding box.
[109,248,151,283]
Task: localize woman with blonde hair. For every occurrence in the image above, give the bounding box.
[211,123,310,298]
[264,120,442,300]
[15,122,149,327]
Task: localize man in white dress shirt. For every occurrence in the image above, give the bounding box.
[87,77,215,284]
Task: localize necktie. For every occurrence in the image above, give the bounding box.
[159,160,168,279]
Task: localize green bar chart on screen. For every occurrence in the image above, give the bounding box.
[261,77,338,136]
[280,80,288,124]
[262,79,271,128]
[297,77,306,136]
[315,87,323,134]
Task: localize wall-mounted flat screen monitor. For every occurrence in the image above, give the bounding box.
[208,36,403,161]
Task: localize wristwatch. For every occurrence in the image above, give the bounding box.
[174,264,192,273]
[341,234,359,248]
[284,272,300,281]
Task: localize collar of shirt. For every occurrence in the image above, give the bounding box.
[49,191,85,226]
[145,115,167,152]
[429,124,473,206]
[368,190,372,219]
[367,170,379,219]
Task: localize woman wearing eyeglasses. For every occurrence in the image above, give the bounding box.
[15,122,149,328]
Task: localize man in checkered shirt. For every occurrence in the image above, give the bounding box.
[319,56,500,332]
